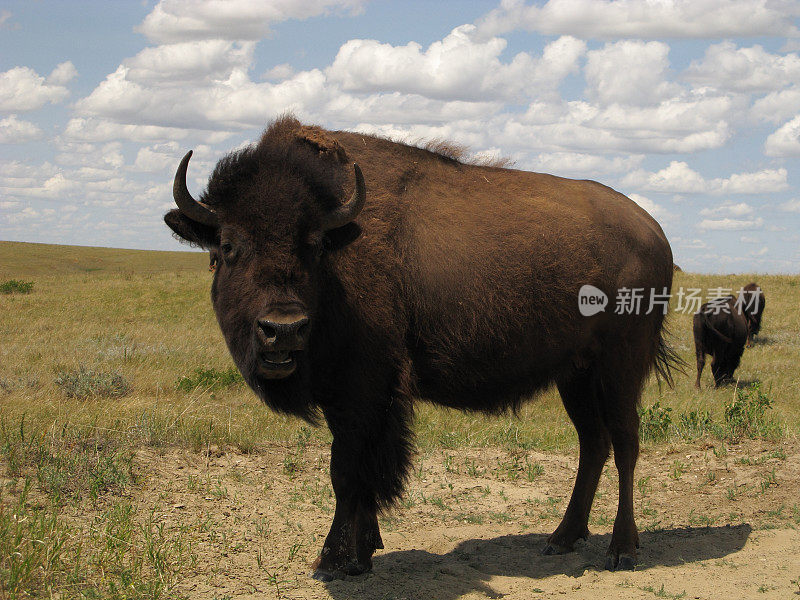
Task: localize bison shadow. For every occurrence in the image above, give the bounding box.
[322,525,751,600]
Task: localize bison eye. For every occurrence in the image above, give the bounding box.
[221,241,238,264]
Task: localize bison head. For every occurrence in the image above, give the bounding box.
[164,125,364,416]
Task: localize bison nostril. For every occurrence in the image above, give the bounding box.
[258,321,278,342]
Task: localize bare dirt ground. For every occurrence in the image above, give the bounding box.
[133,439,800,600]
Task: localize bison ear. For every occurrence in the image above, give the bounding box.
[164,209,219,250]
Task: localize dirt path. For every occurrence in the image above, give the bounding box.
[135,439,800,599]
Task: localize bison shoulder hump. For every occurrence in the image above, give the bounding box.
[296,126,348,163]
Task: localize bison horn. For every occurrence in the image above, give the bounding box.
[173,150,218,227]
[321,163,366,231]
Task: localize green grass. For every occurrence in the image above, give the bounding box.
[0,279,34,294]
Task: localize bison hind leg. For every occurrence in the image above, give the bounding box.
[544,366,610,555]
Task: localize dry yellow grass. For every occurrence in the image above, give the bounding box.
[0,240,798,451]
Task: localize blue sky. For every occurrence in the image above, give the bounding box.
[2,0,800,273]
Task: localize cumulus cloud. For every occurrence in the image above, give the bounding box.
[525,151,643,177]
[685,42,800,93]
[698,217,765,231]
[124,40,255,84]
[476,0,800,40]
[0,115,42,143]
[764,114,800,156]
[134,142,183,171]
[779,198,800,212]
[700,202,754,217]
[751,88,800,124]
[73,62,330,132]
[622,161,788,194]
[628,193,675,222]
[47,62,78,86]
[585,40,680,106]
[0,64,74,112]
[137,0,367,44]
[327,27,586,102]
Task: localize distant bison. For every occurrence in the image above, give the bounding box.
[164,116,679,579]
[738,282,765,347]
[693,295,748,387]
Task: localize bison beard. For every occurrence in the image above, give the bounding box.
[164,116,679,580]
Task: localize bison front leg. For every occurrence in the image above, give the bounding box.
[311,400,413,581]
[310,481,382,581]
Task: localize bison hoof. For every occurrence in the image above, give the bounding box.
[311,560,371,582]
[542,542,571,556]
[311,568,340,582]
[604,553,636,571]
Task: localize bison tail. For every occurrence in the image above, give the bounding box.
[654,330,687,389]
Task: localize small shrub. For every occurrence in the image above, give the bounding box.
[54,368,130,399]
[0,279,34,294]
[176,366,243,391]
[723,382,779,441]
[639,402,673,442]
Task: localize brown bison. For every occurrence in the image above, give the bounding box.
[738,282,765,347]
[164,116,679,580]
[693,295,748,388]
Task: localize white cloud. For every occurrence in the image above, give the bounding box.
[124,40,255,84]
[751,88,800,124]
[54,142,125,169]
[685,42,800,93]
[585,40,680,106]
[0,115,42,143]
[47,61,78,86]
[622,161,787,194]
[74,63,330,132]
[700,202,754,217]
[779,198,800,212]
[764,114,800,156]
[0,65,73,112]
[698,217,765,231]
[64,117,196,143]
[476,0,800,40]
[137,0,367,44]
[671,236,707,249]
[134,142,182,171]
[525,151,643,177]
[264,63,294,81]
[628,193,674,222]
[327,27,586,102]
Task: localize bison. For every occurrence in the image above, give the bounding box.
[738,282,765,347]
[164,116,679,580]
[693,295,748,388]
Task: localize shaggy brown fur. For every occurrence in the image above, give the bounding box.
[164,115,677,580]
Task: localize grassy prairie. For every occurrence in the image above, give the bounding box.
[1,240,798,598]
[1,240,799,452]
